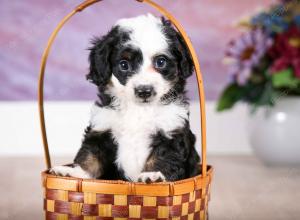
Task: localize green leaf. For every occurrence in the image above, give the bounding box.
[217,84,244,112]
[272,69,300,89]
[257,82,275,106]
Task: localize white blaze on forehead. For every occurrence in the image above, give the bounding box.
[116,14,168,56]
[113,14,171,105]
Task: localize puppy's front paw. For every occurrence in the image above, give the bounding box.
[138,171,166,183]
[49,166,72,177]
[49,165,92,179]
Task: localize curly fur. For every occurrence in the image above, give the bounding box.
[50,14,200,182]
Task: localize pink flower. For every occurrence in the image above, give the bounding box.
[226,29,273,85]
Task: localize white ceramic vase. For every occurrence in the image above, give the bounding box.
[248,97,300,166]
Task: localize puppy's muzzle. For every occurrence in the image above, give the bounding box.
[134,85,156,100]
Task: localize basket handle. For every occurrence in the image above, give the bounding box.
[38,0,207,177]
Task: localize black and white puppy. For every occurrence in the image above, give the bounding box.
[50,14,200,183]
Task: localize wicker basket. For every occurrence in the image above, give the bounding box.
[38,0,214,219]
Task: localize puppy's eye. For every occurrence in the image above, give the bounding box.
[119,60,131,71]
[154,56,167,69]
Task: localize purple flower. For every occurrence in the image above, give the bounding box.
[226,29,273,85]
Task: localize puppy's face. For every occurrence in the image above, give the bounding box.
[87,14,193,105]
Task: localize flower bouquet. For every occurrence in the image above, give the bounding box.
[217,0,300,111]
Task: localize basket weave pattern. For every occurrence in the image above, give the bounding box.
[44,182,211,219]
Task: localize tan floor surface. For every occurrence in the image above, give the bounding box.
[0,156,299,220]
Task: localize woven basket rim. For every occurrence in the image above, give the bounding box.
[42,165,213,196]
[42,165,213,185]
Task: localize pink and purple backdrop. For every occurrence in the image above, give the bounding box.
[0,0,273,101]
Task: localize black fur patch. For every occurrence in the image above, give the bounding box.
[87,26,131,107]
[143,121,200,181]
[112,47,143,85]
[74,127,125,180]
[161,18,194,79]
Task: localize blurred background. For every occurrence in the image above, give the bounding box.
[0,0,299,219]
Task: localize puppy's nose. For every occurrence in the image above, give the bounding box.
[134,85,154,99]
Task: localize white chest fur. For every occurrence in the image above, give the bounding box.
[90,102,188,181]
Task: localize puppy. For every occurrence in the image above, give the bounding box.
[50,14,200,183]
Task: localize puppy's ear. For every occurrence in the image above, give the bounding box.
[175,31,194,79]
[162,18,194,79]
[161,16,172,27]
[87,28,118,86]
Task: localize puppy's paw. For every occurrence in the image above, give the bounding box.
[49,165,91,179]
[138,171,166,183]
[49,166,73,177]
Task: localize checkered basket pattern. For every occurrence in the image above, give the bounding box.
[39,1,214,220]
[42,169,213,220]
